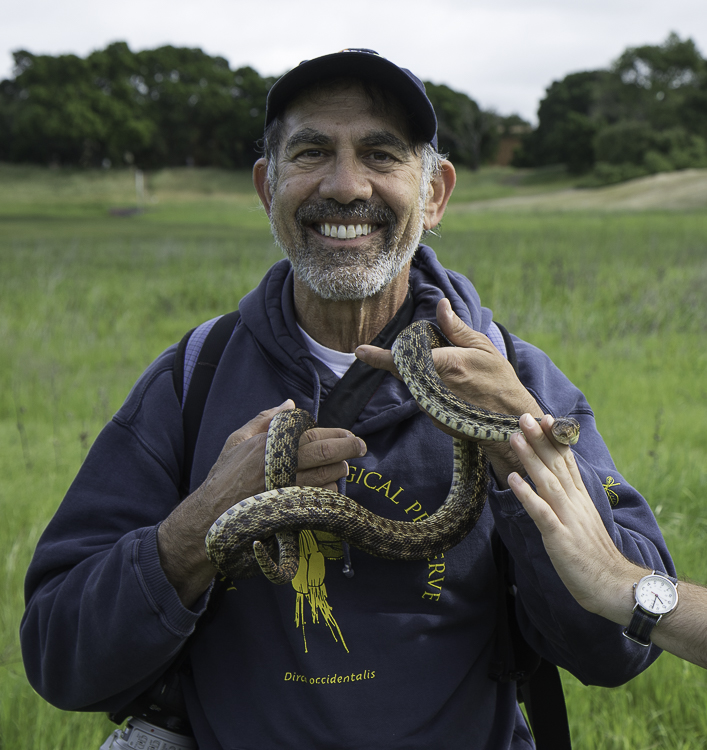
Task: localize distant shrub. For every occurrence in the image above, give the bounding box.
[587,123,707,185]
[594,121,658,166]
[579,161,648,187]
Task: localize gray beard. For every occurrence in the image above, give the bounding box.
[269,199,423,301]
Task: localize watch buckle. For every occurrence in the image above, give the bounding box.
[622,628,651,647]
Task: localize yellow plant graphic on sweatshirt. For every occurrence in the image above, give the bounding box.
[292,530,348,653]
[603,476,621,506]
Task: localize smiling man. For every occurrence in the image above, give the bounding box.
[22,50,674,750]
[261,86,436,302]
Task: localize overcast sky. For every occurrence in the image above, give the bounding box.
[4,0,706,123]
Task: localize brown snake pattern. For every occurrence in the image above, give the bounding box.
[205,320,580,584]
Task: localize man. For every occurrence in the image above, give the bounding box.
[22,49,674,749]
[509,413,707,670]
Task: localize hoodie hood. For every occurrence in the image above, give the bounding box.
[236,244,493,431]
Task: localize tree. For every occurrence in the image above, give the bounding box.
[0,42,274,168]
[512,71,606,173]
[0,45,159,166]
[0,44,506,171]
[514,33,707,179]
[424,82,499,169]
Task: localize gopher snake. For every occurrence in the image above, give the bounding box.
[205,320,579,584]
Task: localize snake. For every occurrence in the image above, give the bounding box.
[205,319,580,584]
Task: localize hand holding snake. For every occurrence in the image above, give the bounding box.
[158,401,364,606]
[356,298,546,486]
[204,299,579,585]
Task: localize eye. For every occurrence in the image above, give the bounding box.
[364,150,400,168]
[296,148,325,159]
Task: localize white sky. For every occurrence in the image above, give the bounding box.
[3,0,706,123]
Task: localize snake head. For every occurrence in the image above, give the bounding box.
[550,417,580,445]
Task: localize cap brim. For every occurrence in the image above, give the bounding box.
[266,51,437,147]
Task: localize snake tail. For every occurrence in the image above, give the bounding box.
[248,410,316,583]
[252,531,300,584]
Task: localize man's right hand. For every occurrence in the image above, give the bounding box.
[157,399,366,607]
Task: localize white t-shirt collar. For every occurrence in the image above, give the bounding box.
[297,325,357,379]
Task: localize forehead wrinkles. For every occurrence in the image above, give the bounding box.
[283,82,412,140]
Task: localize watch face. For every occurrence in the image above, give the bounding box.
[635,575,678,615]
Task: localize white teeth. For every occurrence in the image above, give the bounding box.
[318,223,375,238]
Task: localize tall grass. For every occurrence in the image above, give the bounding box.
[1,166,706,748]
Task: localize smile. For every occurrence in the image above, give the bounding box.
[317,223,378,239]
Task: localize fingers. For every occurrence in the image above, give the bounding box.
[537,416,585,493]
[354,345,402,380]
[296,427,367,489]
[512,414,575,490]
[509,415,577,517]
[436,298,496,352]
[508,471,562,535]
[510,414,599,533]
[226,399,295,447]
[207,405,369,508]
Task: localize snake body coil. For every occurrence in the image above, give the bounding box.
[205,320,579,584]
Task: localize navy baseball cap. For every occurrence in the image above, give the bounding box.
[265,48,438,149]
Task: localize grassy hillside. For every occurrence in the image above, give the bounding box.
[1,164,706,748]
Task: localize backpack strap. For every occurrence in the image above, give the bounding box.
[317,291,415,429]
[520,659,571,749]
[493,321,518,373]
[176,310,241,498]
[108,315,241,731]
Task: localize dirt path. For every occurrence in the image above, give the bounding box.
[452,169,707,212]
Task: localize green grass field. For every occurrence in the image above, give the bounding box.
[1,164,706,748]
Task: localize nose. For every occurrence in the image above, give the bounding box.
[318,152,373,205]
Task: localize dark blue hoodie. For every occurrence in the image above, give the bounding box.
[22,246,673,749]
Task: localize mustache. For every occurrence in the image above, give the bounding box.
[295,199,396,226]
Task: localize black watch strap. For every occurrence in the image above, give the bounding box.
[624,607,658,647]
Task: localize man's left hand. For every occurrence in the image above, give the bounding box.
[355,298,543,487]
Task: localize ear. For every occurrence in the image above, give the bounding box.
[423,160,456,231]
[253,158,273,215]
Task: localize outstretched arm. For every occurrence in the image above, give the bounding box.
[509,413,707,669]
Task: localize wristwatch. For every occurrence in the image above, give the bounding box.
[623,570,679,647]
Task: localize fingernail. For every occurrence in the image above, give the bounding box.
[358,439,367,456]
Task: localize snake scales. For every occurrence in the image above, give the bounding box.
[205,319,580,584]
